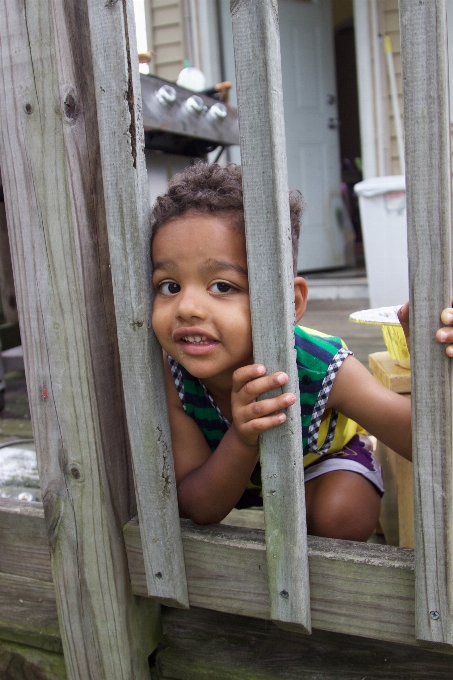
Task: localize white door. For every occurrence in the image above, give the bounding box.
[279,0,345,272]
[218,0,345,271]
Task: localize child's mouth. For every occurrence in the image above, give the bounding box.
[176,331,219,355]
[181,335,211,345]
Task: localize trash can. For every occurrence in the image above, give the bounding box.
[354,175,408,308]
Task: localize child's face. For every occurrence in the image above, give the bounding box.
[152,213,254,387]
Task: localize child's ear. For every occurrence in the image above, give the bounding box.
[294,277,308,323]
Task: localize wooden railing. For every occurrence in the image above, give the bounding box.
[0,1,452,678]
[400,0,453,648]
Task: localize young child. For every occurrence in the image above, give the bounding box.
[150,163,414,542]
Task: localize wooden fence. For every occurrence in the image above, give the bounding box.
[0,0,452,677]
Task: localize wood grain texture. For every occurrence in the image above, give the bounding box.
[125,518,420,645]
[85,0,188,609]
[374,440,415,550]
[369,355,413,548]
[368,351,411,393]
[0,572,60,654]
[399,0,453,647]
[0,639,66,680]
[374,443,400,547]
[0,499,52,583]
[0,499,430,648]
[397,453,415,549]
[150,606,453,680]
[230,0,310,631]
[221,507,265,530]
[0,1,161,677]
[0,200,18,324]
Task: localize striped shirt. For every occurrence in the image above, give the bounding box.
[168,325,362,500]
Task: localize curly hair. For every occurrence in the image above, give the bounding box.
[150,162,304,275]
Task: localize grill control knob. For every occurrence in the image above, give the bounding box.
[156,85,177,107]
[185,95,205,115]
[207,102,227,121]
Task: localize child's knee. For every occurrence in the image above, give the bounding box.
[305,471,381,541]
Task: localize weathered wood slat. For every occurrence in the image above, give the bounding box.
[230,0,310,632]
[0,1,161,677]
[0,499,52,583]
[0,572,61,654]
[0,200,18,324]
[0,639,66,680]
[85,0,188,609]
[0,501,419,647]
[151,607,453,680]
[399,0,453,648]
[124,518,419,646]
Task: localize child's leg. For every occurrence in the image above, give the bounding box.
[304,471,381,542]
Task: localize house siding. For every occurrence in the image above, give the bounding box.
[379,0,453,177]
[147,0,187,81]
[380,0,404,176]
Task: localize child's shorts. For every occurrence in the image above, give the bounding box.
[235,434,384,509]
[304,434,385,496]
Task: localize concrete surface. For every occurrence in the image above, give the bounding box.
[302,297,386,368]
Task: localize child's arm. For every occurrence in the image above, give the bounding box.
[164,359,295,524]
[326,355,412,461]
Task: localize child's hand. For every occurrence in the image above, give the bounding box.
[397,302,410,351]
[231,364,296,447]
[398,301,453,357]
[436,307,453,357]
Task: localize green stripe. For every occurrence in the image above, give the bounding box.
[299,390,318,406]
[185,403,224,422]
[294,326,343,374]
[183,379,206,397]
[201,428,226,442]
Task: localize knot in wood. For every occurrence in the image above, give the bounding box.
[24,103,34,115]
[69,464,83,481]
[279,590,289,599]
[63,91,78,122]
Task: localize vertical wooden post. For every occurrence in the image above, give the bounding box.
[84,0,188,609]
[400,0,453,647]
[230,0,311,632]
[0,1,162,677]
[0,200,18,324]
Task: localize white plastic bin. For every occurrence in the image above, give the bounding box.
[354,175,408,308]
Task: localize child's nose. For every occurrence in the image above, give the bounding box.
[176,287,206,320]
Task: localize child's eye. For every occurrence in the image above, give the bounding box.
[210,281,236,294]
[159,281,180,295]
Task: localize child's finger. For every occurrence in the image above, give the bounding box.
[436,327,453,343]
[440,308,453,326]
[238,411,289,441]
[436,327,453,357]
[239,392,296,423]
[232,367,289,401]
[231,364,267,392]
[397,301,409,325]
